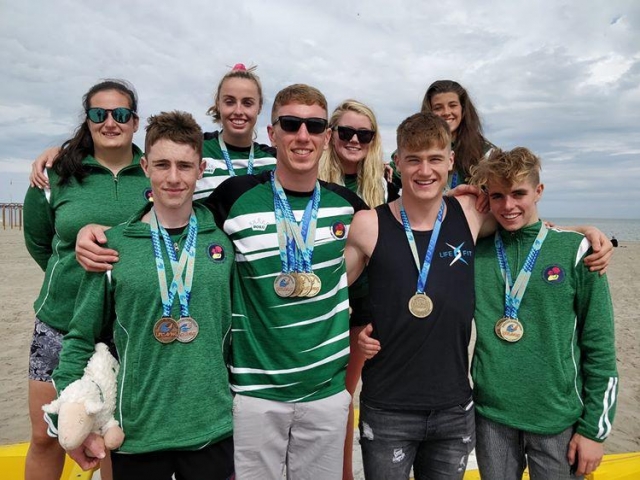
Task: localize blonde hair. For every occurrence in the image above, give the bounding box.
[319,100,385,207]
[470,147,541,188]
[396,112,451,153]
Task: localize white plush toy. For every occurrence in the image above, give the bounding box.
[43,342,125,451]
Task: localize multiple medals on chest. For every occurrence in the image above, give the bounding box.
[399,199,445,318]
[271,171,322,298]
[219,135,254,176]
[494,224,548,343]
[150,208,200,344]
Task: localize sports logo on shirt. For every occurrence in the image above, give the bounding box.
[208,244,225,262]
[250,218,268,232]
[542,264,565,284]
[330,221,346,240]
[438,240,472,266]
[143,188,153,202]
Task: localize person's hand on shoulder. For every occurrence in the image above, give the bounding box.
[447,184,489,213]
[76,224,118,272]
[29,147,61,188]
[582,226,613,275]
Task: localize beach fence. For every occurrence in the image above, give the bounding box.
[1,203,23,230]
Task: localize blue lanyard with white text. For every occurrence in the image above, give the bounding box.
[150,209,198,317]
[399,198,445,295]
[494,224,548,319]
[271,171,320,273]
[219,134,254,176]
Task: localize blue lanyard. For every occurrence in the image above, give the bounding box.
[149,209,198,317]
[271,171,320,273]
[219,134,254,176]
[449,171,460,189]
[399,199,445,294]
[494,224,548,319]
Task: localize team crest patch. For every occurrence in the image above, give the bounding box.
[330,221,347,240]
[543,264,565,284]
[143,187,153,202]
[208,244,225,262]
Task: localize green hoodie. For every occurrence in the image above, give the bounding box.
[473,221,618,442]
[23,147,150,332]
[53,203,234,453]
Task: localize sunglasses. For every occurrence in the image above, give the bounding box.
[86,107,136,124]
[273,116,328,135]
[334,126,376,144]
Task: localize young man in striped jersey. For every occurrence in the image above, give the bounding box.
[205,84,368,479]
[470,147,617,479]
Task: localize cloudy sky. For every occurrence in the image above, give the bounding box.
[1,1,638,218]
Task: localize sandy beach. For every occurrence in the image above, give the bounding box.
[1,227,638,456]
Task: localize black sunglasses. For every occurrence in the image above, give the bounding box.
[273,116,328,135]
[334,126,376,144]
[86,107,136,124]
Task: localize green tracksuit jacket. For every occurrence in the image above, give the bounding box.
[23,148,150,332]
[473,221,618,442]
[52,203,235,453]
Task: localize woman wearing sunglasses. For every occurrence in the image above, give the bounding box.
[30,64,276,196]
[319,99,398,480]
[23,79,150,480]
[320,99,398,207]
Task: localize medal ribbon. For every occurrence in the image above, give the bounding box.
[271,171,320,274]
[399,198,445,295]
[449,171,459,189]
[219,134,254,176]
[494,224,548,319]
[150,209,198,318]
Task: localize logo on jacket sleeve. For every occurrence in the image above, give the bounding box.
[143,187,153,202]
[542,264,565,284]
[330,221,347,240]
[208,244,226,262]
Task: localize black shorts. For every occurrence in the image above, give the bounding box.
[111,436,234,480]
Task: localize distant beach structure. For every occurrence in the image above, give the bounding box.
[0,203,23,230]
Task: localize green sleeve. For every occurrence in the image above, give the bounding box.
[52,270,114,394]
[573,242,618,442]
[388,157,402,190]
[23,186,55,271]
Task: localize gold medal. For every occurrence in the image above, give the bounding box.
[294,273,312,297]
[153,317,179,344]
[274,273,296,297]
[306,273,322,297]
[177,317,199,343]
[495,317,507,340]
[499,318,524,343]
[408,293,433,318]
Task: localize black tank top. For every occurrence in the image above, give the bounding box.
[361,196,475,410]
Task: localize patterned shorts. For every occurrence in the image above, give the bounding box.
[29,318,63,382]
